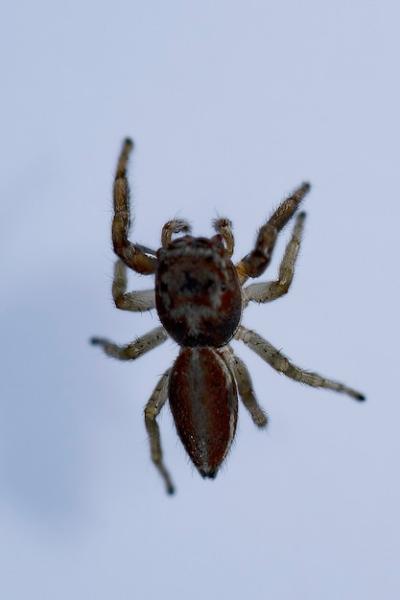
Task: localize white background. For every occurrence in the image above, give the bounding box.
[1,2,399,598]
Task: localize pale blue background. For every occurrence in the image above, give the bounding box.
[1,2,399,598]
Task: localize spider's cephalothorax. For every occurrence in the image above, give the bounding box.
[91,138,366,495]
[156,235,242,347]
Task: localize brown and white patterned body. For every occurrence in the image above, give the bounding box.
[91,138,366,495]
[156,235,242,476]
[155,235,242,347]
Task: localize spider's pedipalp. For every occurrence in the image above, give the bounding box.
[235,325,366,402]
[90,326,168,361]
[112,138,158,275]
[145,369,175,495]
[112,259,156,312]
[243,211,306,306]
[161,219,191,248]
[236,182,310,283]
[219,347,268,428]
[212,218,234,257]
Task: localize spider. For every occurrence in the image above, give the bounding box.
[91,138,365,495]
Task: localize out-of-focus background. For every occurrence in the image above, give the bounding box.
[1,2,399,598]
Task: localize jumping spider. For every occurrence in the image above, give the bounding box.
[91,138,365,495]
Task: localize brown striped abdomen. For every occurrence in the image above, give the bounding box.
[169,348,238,478]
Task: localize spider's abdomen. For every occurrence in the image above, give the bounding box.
[155,236,242,346]
[169,347,238,478]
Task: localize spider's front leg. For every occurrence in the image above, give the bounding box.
[90,326,167,360]
[112,138,157,275]
[236,182,310,284]
[235,326,365,401]
[144,369,175,495]
[243,212,306,306]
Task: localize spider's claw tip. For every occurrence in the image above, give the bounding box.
[124,137,133,147]
[89,337,100,346]
[355,392,366,402]
[297,211,307,220]
[167,485,176,495]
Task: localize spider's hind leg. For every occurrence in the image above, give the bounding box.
[144,369,175,494]
[219,347,268,428]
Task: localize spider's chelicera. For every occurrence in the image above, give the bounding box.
[91,138,365,495]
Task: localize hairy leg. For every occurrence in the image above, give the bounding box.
[219,347,267,427]
[90,326,168,360]
[235,325,365,401]
[144,370,175,494]
[236,182,310,283]
[112,259,155,312]
[112,138,158,274]
[244,212,306,306]
[161,219,191,248]
[213,218,234,257]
